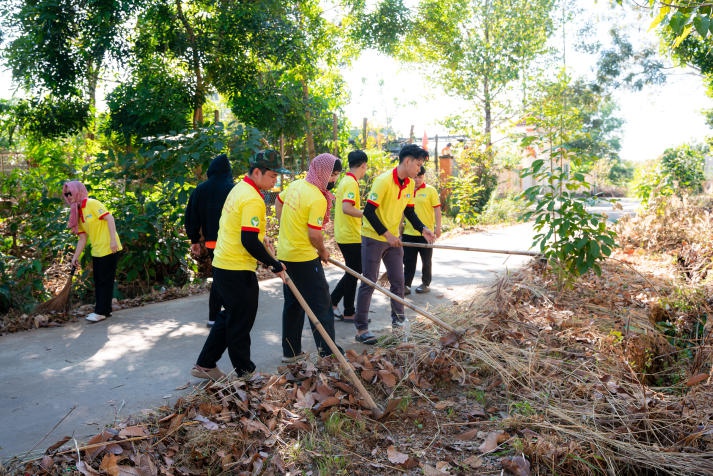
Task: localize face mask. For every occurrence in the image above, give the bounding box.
[326,181,336,191]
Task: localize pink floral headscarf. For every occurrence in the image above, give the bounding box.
[63,181,89,234]
[305,153,338,224]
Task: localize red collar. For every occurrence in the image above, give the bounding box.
[346,172,358,181]
[415,182,426,191]
[243,176,265,197]
[392,167,410,199]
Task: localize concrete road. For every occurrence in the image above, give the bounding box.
[0,223,535,461]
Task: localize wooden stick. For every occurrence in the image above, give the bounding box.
[401,241,540,257]
[282,275,383,418]
[328,258,459,334]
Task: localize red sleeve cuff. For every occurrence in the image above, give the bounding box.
[307,224,323,230]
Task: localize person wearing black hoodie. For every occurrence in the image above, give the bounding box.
[185,153,235,327]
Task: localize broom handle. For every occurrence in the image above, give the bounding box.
[328,258,458,334]
[283,275,383,418]
[402,241,540,257]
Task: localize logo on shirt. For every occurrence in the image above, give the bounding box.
[347,192,355,199]
[317,216,323,225]
[368,192,378,201]
[251,216,259,227]
[406,193,412,198]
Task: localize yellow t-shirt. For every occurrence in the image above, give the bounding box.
[361,167,415,242]
[78,198,122,258]
[276,179,326,262]
[333,173,362,244]
[404,183,440,235]
[212,177,267,271]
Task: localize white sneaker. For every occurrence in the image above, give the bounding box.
[86,313,107,322]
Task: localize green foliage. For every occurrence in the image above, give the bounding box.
[444,147,497,225]
[11,96,90,140]
[632,143,707,206]
[478,194,529,226]
[519,71,618,282]
[402,0,557,147]
[660,143,706,194]
[105,63,193,140]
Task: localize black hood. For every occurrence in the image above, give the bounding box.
[206,153,232,178]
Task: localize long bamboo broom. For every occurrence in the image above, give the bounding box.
[401,241,541,256]
[35,266,76,314]
[282,275,384,418]
[328,258,464,343]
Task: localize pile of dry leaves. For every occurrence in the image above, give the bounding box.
[5,201,713,475]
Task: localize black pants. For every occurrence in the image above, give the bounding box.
[196,267,258,376]
[403,234,432,287]
[330,242,361,316]
[282,259,340,358]
[93,253,118,316]
[207,248,222,321]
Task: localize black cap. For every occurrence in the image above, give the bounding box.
[249,150,292,174]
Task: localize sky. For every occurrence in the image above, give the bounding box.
[1,1,712,163]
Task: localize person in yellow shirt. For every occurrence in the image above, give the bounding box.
[330,150,369,322]
[354,145,436,344]
[403,166,442,295]
[191,151,288,380]
[63,181,122,323]
[275,153,343,362]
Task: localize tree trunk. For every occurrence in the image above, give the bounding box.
[302,80,315,158]
[175,0,203,128]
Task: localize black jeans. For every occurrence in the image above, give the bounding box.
[196,267,258,376]
[282,258,340,358]
[330,242,362,316]
[207,248,223,321]
[402,234,432,287]
[93,253,118,316]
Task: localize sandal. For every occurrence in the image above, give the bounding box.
[355,331,378,345]
[333,308,344,320]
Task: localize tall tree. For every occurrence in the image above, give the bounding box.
[1,0,138,109]
[401,0,556,155]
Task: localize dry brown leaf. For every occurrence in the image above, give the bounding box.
[116,465,142,476]
[99,453,120,476]
[686,373,709,387]
[378,370,397,387]
[387,445,409,464]
[501,455,531,476]
[118,425,148,438]
[361,369,376,382]
[421,463,447,475]
[454,428,479,441]
[434,400,456,410]
[241,417,271,436]
[76,461,101,476]
[479,429,507,453]
[380,397,404,419]
[85,430,114,459]
[314,396,340,411]
[463,455,483,468]
[40,455,55,472]
[46,435,71,452]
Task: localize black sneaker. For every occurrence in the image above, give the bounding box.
[415,284,430,294]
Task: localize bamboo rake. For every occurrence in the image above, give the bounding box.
[282,275,383,418]
[401,241,540,257]
[328,258,461,335]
